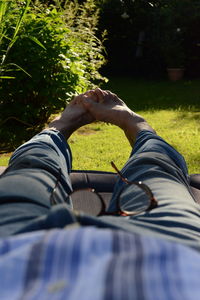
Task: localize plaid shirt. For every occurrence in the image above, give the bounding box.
[0,227,200,300]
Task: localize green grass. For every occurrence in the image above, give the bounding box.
[69,110,200,174]
[69,123,130,172]
[0,153,11,166]
[1,78,200,174]
[102,77,200,111]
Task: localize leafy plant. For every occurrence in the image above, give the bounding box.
[0,0,107,150]
[0,0,31,79]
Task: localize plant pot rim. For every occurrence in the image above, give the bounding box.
[167,67,185,71]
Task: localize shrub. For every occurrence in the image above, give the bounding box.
[0,0,31,79]
[0,0,107,150]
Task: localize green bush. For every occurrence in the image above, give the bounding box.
[0,0,31,79]
[0,0,107,150]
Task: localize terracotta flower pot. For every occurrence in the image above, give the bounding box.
[167,68,185,81]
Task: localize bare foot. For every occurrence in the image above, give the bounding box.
[82,88,155,145]
[48,93,94,139]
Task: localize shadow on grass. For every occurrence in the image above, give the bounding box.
[102,78,200,111]
[0,121,41,153]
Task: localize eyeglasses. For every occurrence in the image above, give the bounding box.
[50,162,158,217]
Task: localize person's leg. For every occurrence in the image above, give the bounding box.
[0,94,93,237]
[82,89,200,248]
[111,130,200,247]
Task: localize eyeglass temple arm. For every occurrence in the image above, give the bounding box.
[111,161,129,183]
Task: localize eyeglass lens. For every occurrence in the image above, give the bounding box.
[70,190,104,216]
[70,184,152,216]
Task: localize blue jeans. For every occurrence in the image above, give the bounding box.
[104,131,200,250]
[0,129,200,250]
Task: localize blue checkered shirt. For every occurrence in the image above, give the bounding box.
[0,227,200,300]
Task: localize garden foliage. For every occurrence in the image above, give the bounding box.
[0,0,107,149]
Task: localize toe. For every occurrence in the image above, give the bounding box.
[94,88,105,103]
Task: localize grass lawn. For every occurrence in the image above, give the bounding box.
[1,77,200,174]
[70,78,200,174]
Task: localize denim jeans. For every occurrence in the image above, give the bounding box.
[105,131,200,250]
[0,129,200,250]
